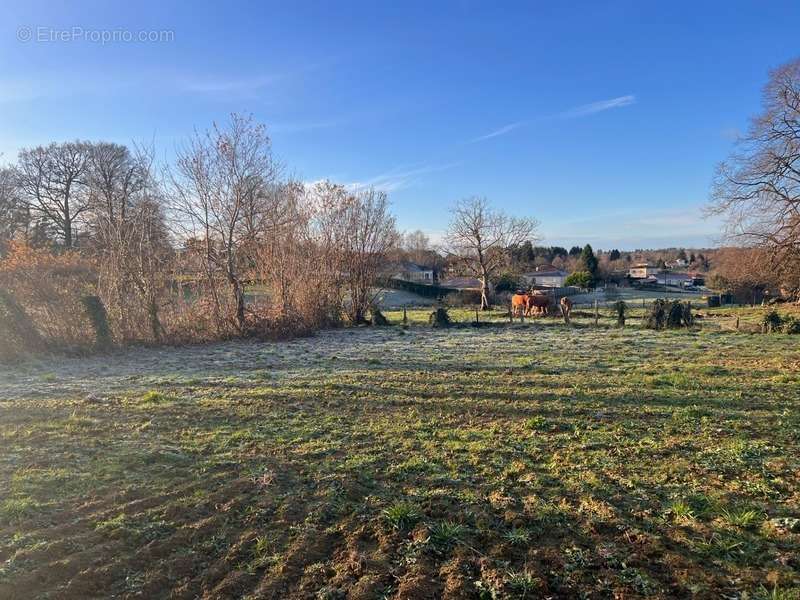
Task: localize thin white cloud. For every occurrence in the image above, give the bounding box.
[0,70,280,103]
[468,121,526,143]
[345,162,461,193]
[561,95,636,118]
[176,60,328,98]
[468,95,635,144]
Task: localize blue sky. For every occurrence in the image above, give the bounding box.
[1,1,798,249]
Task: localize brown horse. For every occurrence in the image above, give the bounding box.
[527,292,551,316]
[511,293,529,317]
[560,296,573,322]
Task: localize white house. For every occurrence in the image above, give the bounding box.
[628,263,658,279]
[667,258,689,268]
[521,268,568,288]
[650,272,693,287]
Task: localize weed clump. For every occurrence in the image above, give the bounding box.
[371,308,389,326]
[761,310,783,333]
[82,295,113,349]
[783,317,800,334]
[428,307,451,327]
[612,300,627,327]
[643,299,667,330]
[140,390,168,404]
[643,300,693,330]
[525,415,548,431]
[428,521,466,552]
[666,301,685,328]
[383,501,421,530]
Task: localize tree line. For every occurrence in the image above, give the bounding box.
[0,114,399,358]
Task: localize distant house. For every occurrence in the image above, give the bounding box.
[649,272,693,287]
[667,258,689,268]
[628,263,658,279]
[688,271,705,286]
[521,267,568,288]
[386,261,435,284]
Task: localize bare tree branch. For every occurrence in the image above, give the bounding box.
[444,196,539,309]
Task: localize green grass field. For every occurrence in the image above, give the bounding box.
[1,307,799,598]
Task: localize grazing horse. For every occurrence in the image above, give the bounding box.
[527,292,551,316]
[560,296,573,322]
[511,293,529,317]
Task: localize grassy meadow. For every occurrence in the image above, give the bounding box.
[1,306,799,598]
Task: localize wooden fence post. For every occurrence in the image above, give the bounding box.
[594,299,599,326]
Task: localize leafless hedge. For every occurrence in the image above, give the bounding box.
[0,114,398,361]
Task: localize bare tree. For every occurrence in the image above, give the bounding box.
[16,142,91,248]
[708,247,778,299]
[340,187,398,323]
[87,142,171,341]
[445,196,539,309]
[169,113,279,332]
[708,57,800,298]
[252,180,310,318]
[87,142,149,236]
[402,229,432,264]
[304,182,398,324]
[304,181,352,321]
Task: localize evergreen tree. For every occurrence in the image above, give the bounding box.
[580,244,598,277]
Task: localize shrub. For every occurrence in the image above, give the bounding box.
[565,271,592,288]
[81,295,113,349]
[612,300,627,327]
[371,308,390,326]
[682,301,694,326]
[643,299,667,330]
[783,317,800,334]
[0,242,98,353]
[494,272,521,293]
[644,299,693,330]
[429,307,451,327]
[666,300,684,328]
[761,310,783,333]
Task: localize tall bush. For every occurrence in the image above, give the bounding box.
[0,242,97,352]
[643,299,694,330]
